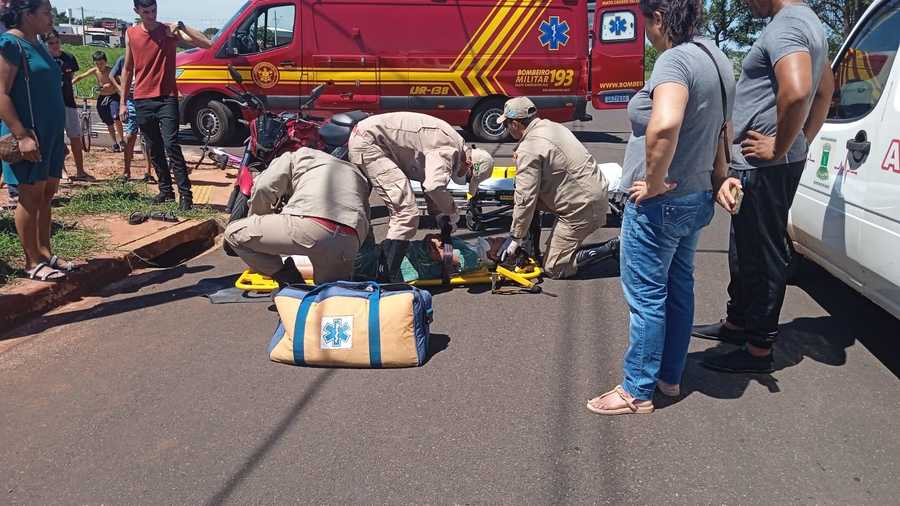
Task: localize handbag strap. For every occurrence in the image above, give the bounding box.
[12,37,35,132]
[691,41,731,164]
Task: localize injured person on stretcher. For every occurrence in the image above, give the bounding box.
[277,231,619,285]
[278,234,508,283]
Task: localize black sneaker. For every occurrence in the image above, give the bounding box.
[150,192,176,204]
[575,237,619,269]
[112,143,121,153]
[701,348,775,374]
[692,320,747,345]
[179,198,193,211]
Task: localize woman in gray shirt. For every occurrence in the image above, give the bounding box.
[587,0,735,415]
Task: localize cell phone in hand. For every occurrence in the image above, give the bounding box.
[731,186,744,215]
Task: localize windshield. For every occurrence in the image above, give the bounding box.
[213,1,251,42]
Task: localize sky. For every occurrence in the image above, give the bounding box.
[53,0,248,30]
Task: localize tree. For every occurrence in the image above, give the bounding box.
[203,27,220,39]
[51,7,69,25]
[702,0,875,57]
[644,43,658,80]
[807,0,875,53]
[703,0,766,49]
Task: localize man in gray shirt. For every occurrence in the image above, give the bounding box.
[694,0,834,373]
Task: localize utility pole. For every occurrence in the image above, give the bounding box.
[81,7,86,46]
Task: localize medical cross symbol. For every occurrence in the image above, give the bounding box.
[609,16,628,36]
[539,16,570,51]
[322,318,351,348]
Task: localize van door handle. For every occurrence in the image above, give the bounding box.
[279,60,297,67]
[846,130,870,165]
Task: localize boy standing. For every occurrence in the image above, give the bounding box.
[74,51,124,152]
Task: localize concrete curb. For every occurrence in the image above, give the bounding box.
[0,218,222,332]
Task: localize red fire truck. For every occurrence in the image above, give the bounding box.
[175,0,644,144]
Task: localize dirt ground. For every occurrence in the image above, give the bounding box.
[1,146,225,207]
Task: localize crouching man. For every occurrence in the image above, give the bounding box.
[348,111,494,281]
[499,97,616,278]
[224,148,370,285]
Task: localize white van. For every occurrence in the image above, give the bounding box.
[788,0,900,319]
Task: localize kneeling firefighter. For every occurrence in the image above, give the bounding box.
[224,147,370,285]
[498,97,619,278]
[348,111,494,282]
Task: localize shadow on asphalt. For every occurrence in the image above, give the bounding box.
[204,334,449,503]
[792,261,900,378]
[573,131,627,144]
[1,265,221,341]
[425,333,451,364]
[205,369,337,506]
[656,259,900,408]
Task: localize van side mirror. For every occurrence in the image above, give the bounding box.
[227,64,243,84]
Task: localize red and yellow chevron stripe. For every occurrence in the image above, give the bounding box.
[177,0,554,97]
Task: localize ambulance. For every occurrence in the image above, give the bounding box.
[788,0,900,319]
[174,0,645,144]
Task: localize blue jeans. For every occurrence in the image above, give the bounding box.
[620,191,714,400]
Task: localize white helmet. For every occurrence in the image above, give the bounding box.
[466,148,494,195]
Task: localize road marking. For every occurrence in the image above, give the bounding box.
[192,185,213,205]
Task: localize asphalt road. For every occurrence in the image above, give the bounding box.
[2,109,899,505]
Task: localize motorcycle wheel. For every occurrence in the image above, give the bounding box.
[225,185,239,214]
[229,190,250,223]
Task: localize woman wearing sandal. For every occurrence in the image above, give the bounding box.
[0,0,72,281]
[587,0,735,415]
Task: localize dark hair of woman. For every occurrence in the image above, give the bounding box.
[638,0,703,46]
[0,0,46,29]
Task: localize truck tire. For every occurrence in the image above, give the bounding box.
[191,99,234,146]
[471,99,509,142]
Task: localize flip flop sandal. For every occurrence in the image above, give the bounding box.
[586,385,654,415]
[128,211,149,225]
[149,211,179,222]
[47,255,78,272]
[26,262,67,282]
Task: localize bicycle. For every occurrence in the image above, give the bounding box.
[75,86,100,152]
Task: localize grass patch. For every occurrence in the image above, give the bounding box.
[57,179,221,220]
[1,180,220,286]
[0,211,104,286]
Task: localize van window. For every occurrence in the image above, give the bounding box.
[828,0,899,121]
[235,4,296,55]
[215,1,249,42]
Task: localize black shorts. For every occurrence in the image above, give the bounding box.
[97,93,121,126]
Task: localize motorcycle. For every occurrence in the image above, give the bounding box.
[221,64,369,223]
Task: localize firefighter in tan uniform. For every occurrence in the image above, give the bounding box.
[348,112,494,281]
[224,148,370,285]
[498,97,617,279]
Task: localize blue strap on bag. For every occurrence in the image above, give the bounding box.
[290,281,385,368]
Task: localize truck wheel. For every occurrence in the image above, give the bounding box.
[192,99,234,146]
[471,99,509,142]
